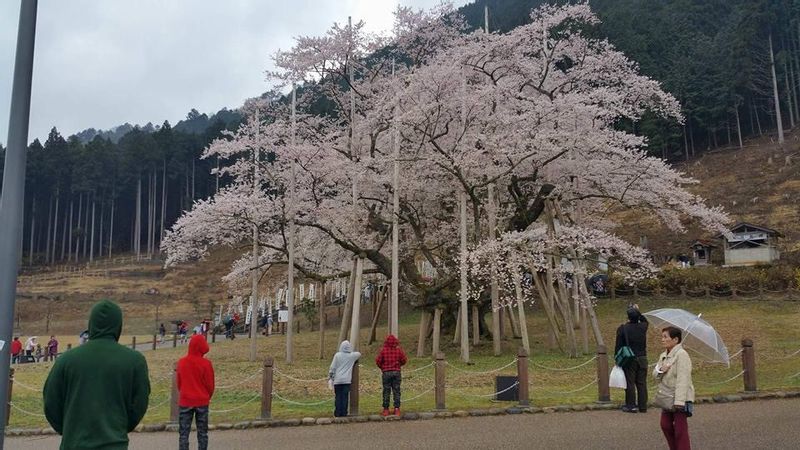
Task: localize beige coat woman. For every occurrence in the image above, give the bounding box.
[654,342,695,408]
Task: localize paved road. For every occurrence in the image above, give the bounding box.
[7,398,799,449]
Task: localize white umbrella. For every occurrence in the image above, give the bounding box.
[643,308,730,366]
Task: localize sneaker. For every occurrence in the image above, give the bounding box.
[394,408,401,416]
[621,406,638,413]
[381,409,390,417]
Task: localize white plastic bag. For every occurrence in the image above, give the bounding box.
[327,379,334,391]
[610,365,627,389]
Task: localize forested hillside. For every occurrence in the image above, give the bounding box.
[3,0,799,268]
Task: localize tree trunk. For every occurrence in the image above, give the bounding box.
[784,47,796,129]
[754,101,763,136]
[735,105,744,149]
[683,124,689,161]
[45,196,53,264]
[726,120,731,145]
[98,200,105,259]
[792,23,800,120]
[769,34,785,144]
[28,196,35,265]
[108,196,115,256]
[74,194,82,262]
[67,198,73,261]
[51,190,59,264]
[749,100,756,135]
[191,158,196,201]
[60,198,68,261]
[135,176,142,258]
[83,192,90,259]
[688,120,695,155]
[160,159,167,248]
[89,197,96,262]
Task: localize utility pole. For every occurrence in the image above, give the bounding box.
[0,1,38,445]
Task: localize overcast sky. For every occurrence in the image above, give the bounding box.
[0,0,470,146]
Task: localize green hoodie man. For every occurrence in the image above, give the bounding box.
[44,300,150,450]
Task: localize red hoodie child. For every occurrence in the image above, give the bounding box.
[375,334,407,416]
[176,335,214,450]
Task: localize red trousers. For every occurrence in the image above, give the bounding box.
[660,410,691,450]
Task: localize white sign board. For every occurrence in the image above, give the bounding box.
[278,310,289,323]
[246,305,253,325]
[309,284,316,300]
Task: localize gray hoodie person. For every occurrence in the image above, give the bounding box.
[328,340,361,385]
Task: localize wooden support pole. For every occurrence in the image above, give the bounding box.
[596,345,611,402]
[319,281,326,360]
[471,305,480,345]
[488,184,501,355]
[417,311,431,357]
[349,362,359,416]
[169,362,179,423]
[261,357,274,419]
[131,336,136,350]
[350,257,364,351]
[368,285,385,345]
[459,191,470,363]
[435,352,446,410]
[742,338,757,392]
[211,329,216,344]
[338,258,357,345]
[152,335,157,351]
[517,347,530,407]
[172,333,177,348]
[453,306,461,345]
[432,308,442,355]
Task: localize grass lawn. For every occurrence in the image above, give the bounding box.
[8,297,800,429]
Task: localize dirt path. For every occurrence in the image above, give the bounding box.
[7,398,799,449]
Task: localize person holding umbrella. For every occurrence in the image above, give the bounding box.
[654,327,694,450]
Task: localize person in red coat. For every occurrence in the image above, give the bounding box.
[375,334,407,416]
[10,337,22,364]
[176,334,214,450]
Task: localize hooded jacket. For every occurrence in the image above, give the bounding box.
[375,334,408,372]
[43,300,150,450]
[328,340,361,385]
[177,334,215,407]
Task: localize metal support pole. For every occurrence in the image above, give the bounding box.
[0,2,38,442]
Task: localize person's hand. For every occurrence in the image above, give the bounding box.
[633,303,639,310]
[661,363,671,373]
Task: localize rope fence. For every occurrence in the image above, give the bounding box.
[5,337,798,426]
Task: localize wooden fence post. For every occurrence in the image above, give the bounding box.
[704,287,711,298]
[172,333,177,348]
[596,345,610,402]
[169,362,179,423]
[152,335,157,350]
[211,329,216,344]
[610,286,616,301]
[349,362,359,416]
[261,357,274,419]
[435,352,446,411]
[633,285,639,300]
[731,287,738,299]
[6,368,13,426]
[66,343,72,351]
[517,347,530,407]
[680,286,687,299]
[742,339,757,392]
[131,336,136,350]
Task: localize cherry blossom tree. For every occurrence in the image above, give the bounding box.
[163,3,729,357]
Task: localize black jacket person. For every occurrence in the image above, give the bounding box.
[44,300,150,449]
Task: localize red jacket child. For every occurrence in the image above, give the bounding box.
[10,337,22,356]
[177,334,215,407]
[375,334,407,372]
